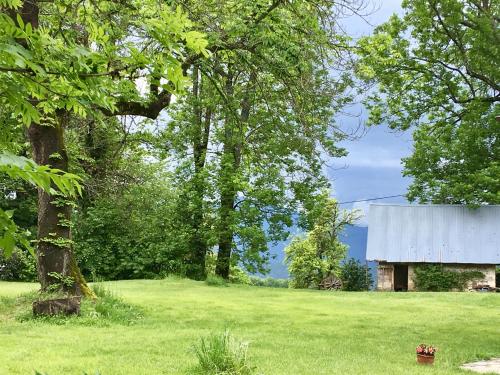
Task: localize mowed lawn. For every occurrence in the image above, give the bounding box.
[0,279,499,375]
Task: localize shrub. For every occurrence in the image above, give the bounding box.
[340,258,373,291]
[205,253,251,285]
[229,266,251,285]
[285,236,324,288]
[285,199,357,289]
[205,275,228,287]
[192,330,254,375]
[0,249,37,282]
[90,283,143,324]
[413,265,485,291]
[73,178,188,281]
[248,276,288,288]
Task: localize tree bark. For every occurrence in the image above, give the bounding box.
[215,70,254,279]
[215,188,236,279]
[186,67,211,280]
[28,114,94,298]
[12,0,93,298]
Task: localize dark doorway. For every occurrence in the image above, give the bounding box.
[393,264,408,291]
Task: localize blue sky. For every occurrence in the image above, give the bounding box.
[330,1,412,225]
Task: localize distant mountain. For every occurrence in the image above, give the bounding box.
[264,225,375,279]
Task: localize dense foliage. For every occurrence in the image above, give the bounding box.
[164,0,359,280]
[413,265,485,291]
[286,198,359,289]
[357,0,499,204]
[340,258,373,291]
[0,249,36,281]
[0,0,368,289]
[74,170,185,280]
[0,0,208,295]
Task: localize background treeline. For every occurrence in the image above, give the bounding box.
[0,0,364,285]
[1,0,498,290]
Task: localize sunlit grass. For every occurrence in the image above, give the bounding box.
[1,278,499,374]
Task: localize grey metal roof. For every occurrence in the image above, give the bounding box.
[366,204,500,264]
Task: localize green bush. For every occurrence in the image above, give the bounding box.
[90,283,143,324]
[229,266,251,285]
[413,265,485,291]
[0,249,37,281]
[248,276,289,288]
[285,236,324,288]
[73,180,187,281]
[205,253,251,285]
[205,275,228,287]
[285,199,356,289]
[192,330,255,375]
[340,258,373,291]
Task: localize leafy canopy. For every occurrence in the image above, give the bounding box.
[286,197,359,289]
[357,0,499,204]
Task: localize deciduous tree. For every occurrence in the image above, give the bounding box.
[357,0,499,204]
[165,0,361,279]
[0,0,207,295]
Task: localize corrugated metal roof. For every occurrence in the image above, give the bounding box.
[366,204,500,264]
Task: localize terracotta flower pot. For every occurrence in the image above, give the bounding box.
[417,354,435,365]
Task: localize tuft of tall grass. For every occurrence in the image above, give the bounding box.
[89,282,143,324]
[192,330,255,375]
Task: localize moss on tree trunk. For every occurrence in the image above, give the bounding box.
[28,113,94,299]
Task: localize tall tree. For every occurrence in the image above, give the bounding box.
[357,0,499,204]
[166,0,358,279]
[0,0,207,295]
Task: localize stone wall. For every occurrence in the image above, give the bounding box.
[444,264,496,289]
[408,265,415,291]
[409,263,496,291]
[378,263,497,291]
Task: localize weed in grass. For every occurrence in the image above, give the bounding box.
[192,330,255,375]
[89,283,143,324]
[205,275,228,287]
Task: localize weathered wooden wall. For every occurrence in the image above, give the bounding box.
[376,262,394,291]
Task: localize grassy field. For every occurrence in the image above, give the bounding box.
[0,279,499,375]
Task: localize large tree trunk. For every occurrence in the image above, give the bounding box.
[28,113,94,298]
[12,0,93,298]
[215,188,236,279]
[185,67,212,280]
[215,69,254,279]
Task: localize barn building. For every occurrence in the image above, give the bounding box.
[366,204,499,291]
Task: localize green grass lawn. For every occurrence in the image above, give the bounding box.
[1,278,499,375]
